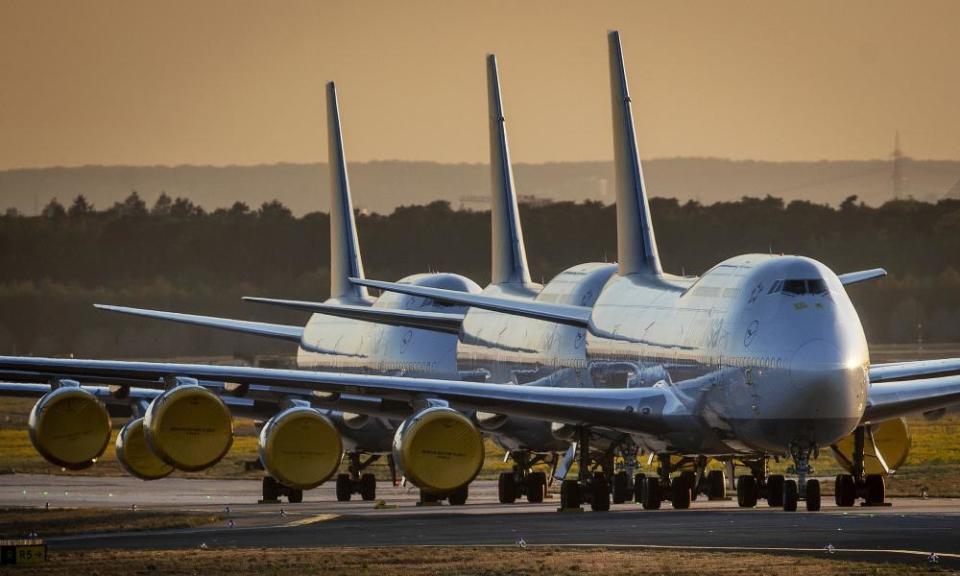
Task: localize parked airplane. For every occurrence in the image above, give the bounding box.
[3,32,960,513]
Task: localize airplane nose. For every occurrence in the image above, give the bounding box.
[786,339,866,444]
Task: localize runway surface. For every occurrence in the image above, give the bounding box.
[3,474,959,566]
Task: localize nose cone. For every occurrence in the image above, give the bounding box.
[785,339,866,443]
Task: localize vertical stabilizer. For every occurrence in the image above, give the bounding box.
[486,54,532,286]
[608,31,662,276]
[326,82,369,302]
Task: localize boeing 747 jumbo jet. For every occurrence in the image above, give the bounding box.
[2,32,960,513]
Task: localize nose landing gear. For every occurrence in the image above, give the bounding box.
[497,451,548,504]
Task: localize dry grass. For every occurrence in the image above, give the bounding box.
[10,546,937,576]
[0,507,222,538]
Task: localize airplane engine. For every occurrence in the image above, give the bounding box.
[144,384,233,471]
[830,418,911,476]
[116,417,174,480]
[392,406,484,493]
[258,407,343,489]
[28,386,111,470]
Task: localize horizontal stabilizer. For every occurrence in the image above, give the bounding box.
[243,297,464,334]
[95,304,304,342]
[350,278,592,328]
[838,268,887,286]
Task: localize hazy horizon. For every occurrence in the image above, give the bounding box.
[2,0,960,173]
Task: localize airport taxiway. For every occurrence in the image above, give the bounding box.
[2,474,958,566]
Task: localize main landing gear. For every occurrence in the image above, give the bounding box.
[497,451,548,504]
[835,426,887,507]
[261,475,303,503]
[558,427,611,512]
[335,452,395,502]
[634,455,726,511]
[734,456,818,512]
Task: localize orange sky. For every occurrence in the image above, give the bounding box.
[2,0,959,169]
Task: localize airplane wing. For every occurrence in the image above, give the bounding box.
[838,268,887,286]
[0,356,670,433]
[242,297,464,334]
[351,278,592,328]
[864,374,960,422]
[869,358,960,382]
[95,304,304,342]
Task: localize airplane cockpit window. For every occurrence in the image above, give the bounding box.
[779,279,829,295]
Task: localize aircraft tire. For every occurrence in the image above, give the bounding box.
[288,488,303,504]
[865,474,885,505]
[335,473,352,502]
[612,471,629,504]
[805,479,821,511]
[633,473,646,503]
[766,474,785,507]
[525,472,546,503]
[590,473,610,512]
[834,474,856,507]
[560,479,581,509]
[360,473,377,501]
[671,476,691,509]
[736,475,758,508]
[680,471,697,501]
[707,470,726,500]
[498,472,517,504]
[262,476,280,502]
[449,484,468,506]
[641,477,661,510]
[783,479,798,511]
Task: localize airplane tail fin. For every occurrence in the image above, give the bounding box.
[608,31,662,276]
[326,82,369,302]
[486,54,532,286]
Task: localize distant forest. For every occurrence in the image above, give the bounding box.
[1,192,959,358]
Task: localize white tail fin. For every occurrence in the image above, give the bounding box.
[326,82,368,302]
[608,31,662,276]
[486,54,532,286]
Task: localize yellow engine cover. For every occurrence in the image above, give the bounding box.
[116,417,174,480]
[830,418,911,476]
[144,385,233,471]
[393,407,484,493]
[259,407,343,490]
[28,387,111,470]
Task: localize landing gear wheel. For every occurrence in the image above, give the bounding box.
[420,490,440,504]
[498,472,517,504]
[834,474,856,507]
[671,476,692,509]
[680,471,698,502]
[865,474,885,505]
[612,471,629,504]
[633,473,646,503]
[448,484,468,506]
[525,472,546,504]
[641,477,661,510]
[706,470,726,500]
[288,488,303,504]
[335,474,352,502]
[783,479,798,511]
[262,476,280,501]
[766,474,784,507]
[736,475,758,508]
[590,473,610,512]
[560,479,581,509]
[359,473,376,501]
[805,479,821,511]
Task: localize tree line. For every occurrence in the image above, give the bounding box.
[1,192,958,358]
